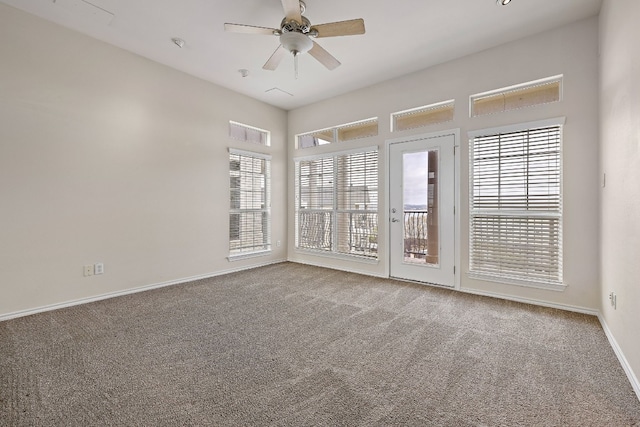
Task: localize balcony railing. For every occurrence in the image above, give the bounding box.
[404,210,429,260]
[297,210,432,261]
[297,210,377,257]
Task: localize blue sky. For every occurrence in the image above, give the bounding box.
[403,151,430,207]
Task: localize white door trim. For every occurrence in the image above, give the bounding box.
[384,129,460,290]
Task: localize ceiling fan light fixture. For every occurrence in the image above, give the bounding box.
[280,31,313,55]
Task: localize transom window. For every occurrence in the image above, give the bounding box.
[470,76,562,117]
[229,121,270,146]
[297,118,378,149]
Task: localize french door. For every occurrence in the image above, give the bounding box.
[388,133,456,287]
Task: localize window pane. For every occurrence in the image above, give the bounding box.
[469,124,562,286]
[471,78,561,117]
[392,101,455,132]
[337,120,378,142]
[229,151,270,255]
[229,121,270,146]
[296,149,378,258]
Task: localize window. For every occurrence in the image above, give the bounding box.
[295,147,378,259]
[470,76,562,117]
[228,149,271,259]
[297,118,378,149]
[229,121,270,146]
[391,100,455,132]
[468,118,564,288]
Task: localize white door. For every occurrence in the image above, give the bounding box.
[388,134,456,287]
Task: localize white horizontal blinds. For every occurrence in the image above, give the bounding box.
[336,150,378,257]
[295,147,379,259]
[229,121,269,146]
[470,125,562,286]
[229,151,270,255]
[296,157,334,251]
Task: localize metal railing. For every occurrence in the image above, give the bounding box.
[297,210,378,257]
[404,210,429,259]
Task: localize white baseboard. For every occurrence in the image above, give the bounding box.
[0,259,287,322]
[459,286,599,316]
[597,314,640,402]
[287,257,387,279]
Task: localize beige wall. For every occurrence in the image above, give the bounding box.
[288,17,600,311]
[0,4,288,317]
[599,0,640,395]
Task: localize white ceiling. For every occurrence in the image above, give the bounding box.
[2,0,602,110]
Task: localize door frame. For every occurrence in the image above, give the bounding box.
[384,129,461,290]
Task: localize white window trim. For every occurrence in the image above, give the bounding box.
[228,148,271,260]
[229,147,272,160]
[227,249,272,262]
[468,117,566,139]
[467,117,566,290]
[296,117,379,149]
[294,146,379,260]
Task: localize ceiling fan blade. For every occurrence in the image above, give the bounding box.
[312,19,365,38]
[224,23,278,35]
[281,0,302,23]
[308,41,341,70]
[263,45,289,71]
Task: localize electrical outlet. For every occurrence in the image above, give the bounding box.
[83,265,94,277]
[94,262,104,275]
[277,240,281,247]
[609,291,617,309]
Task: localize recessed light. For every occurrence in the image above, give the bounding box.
[497,0,512,5]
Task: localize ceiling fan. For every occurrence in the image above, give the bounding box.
[224,0,365,76]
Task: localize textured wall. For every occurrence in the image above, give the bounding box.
[599,0,640,396]
[0,4,288,317]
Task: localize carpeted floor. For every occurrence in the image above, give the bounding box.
[1,262,639,426]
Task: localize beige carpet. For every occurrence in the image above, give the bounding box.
[1,262,639,426]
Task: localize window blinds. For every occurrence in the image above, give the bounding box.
[296,148,378,258]
[229,149,271,256]
[470,125,562,287]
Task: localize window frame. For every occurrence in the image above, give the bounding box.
[470,75,563,118]
[229,121,270,146]
[294,146,379,261]
[227,148,272,261]
[391,100,455,132]
[297,118,379,149]
[468,117,565,290]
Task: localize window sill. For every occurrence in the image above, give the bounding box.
[227,249,272,262]
[468,272,566,292]
[295,248,379,264]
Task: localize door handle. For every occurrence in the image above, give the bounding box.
[391,218,399,222]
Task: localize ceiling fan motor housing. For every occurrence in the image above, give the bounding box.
[281,16,312,34]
